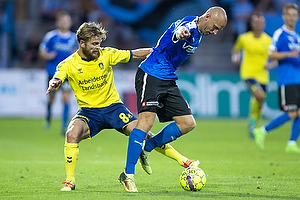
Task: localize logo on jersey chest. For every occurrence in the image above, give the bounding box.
[182,42,197,54]
[98,63,104,70]
[78,68,83,74]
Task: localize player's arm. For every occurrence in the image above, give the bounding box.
[39,48,57,60]
[46,78,62,95]
[231,49,241,65]
[268,50,299,60]
[131,48,153,60]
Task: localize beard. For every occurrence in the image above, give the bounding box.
[82,47,99,61]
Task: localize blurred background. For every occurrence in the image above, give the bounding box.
[1,0,300,119]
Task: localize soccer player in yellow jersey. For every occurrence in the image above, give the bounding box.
[231,12,277,138]
[46,22,199,191]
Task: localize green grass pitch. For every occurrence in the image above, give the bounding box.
[0,118,300,200]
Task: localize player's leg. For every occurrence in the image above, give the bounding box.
[154,144,199,168]
[61,119,89,191]
[118,113,155,191]
[246,80,266,138]
[45,92,55,129]
[286,85,300,153]
[144,115,195,153]
[143,84,195,153]
[285,116,300,153]
[124,111,155,173]
[45,77,55,129]
[61,81,72,135]
[125,121,198,175]
[61,107,104,191]
[119,69,158,192]
[254,85,296,149]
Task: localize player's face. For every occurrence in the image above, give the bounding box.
[283,8,299,29]
[81,36,102,60]
[251,16,265,32]
[57,15,72,32]
[201,16,226,36]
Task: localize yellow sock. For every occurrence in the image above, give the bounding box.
[64,142,79,182]
[154,144,187,166]
[249,97,262,125]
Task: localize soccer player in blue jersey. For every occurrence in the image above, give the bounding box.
[46,22,199,191]
[118,6,227,192]
[39,11,78,135]
[253,3,300,153]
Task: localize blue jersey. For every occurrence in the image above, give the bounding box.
[139,16,203,80]
[269,25,300,86]
[39,29,78,77]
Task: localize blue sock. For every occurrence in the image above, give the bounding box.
[46,103,51,122]
[265,112,290,132]
[125,128,146,174]
[290,117,300,141]
[144,122,182,152]
[62,103,69,130]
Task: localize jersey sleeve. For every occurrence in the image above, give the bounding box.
[39,31,53,52]
[269,29,282,51]
[53,60,68,82]
[106,47,131,66]
[233,35,244,51]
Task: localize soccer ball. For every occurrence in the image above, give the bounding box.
[179,166,206,191]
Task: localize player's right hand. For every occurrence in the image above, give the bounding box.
[175,26,191,40]
[46,79,61,95]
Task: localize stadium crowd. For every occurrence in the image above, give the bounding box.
[0,0,299,70]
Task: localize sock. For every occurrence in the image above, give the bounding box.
[290,117,300,141]
[287,140,297,145]
[62,103,70,131]
[249,97,262,126]
[144,122,182,152]
[125,128,147,174]
[64,142,79,182]
[154,143,187,166]
[265,112,290,132]
[46,103,51,123]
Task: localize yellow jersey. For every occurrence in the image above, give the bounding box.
[54,47,131,108]
[233,31,271,84]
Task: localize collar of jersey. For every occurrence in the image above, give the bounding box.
[81,57,90,62]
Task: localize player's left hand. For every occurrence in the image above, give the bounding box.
[46,79,61,95]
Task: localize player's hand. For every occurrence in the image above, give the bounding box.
[46,79,61,95]
[175,26,191,40]
[46,51,57,60]
[231,54,240,65]
[264,60,278,70]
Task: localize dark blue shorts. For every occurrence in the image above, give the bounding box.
[135,68,191,122]
[72,103,137,137]
[278,84,300,111]
[245,79,267,93]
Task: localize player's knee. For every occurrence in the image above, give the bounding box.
[66,130,81,143]
[254,93,265,104]
[136,122,153,134]
[180,117,196,134]
[187,118,196,131]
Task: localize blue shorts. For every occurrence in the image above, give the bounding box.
[245,79,267,93]
[72,103,137,137]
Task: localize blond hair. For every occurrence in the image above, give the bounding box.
[76,22,107,42]
[282,3,298,15]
